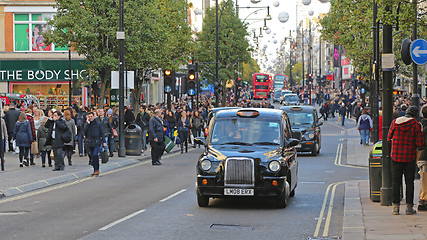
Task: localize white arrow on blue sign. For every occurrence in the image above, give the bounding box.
[188,89,195,96]
[361,88,365,94]
[165,86,172,93]
[410,39,427,65]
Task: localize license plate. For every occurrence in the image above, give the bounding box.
[296,144,302,148]
[224,188,254,196]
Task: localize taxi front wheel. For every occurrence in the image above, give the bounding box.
[276,190,288,208]
[197,190,209,207]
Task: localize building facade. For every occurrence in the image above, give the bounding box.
[0,0,166,109]
[0,0,88,108]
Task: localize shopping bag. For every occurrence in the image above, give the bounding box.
[5,140,8,152]
[101,146,109,164]
[420,172,427,201]
[175,136,181,145]
[13,140,19,154]
[31,141,39,154]
[164,136,176,153]
[338,115,342,123]
[190,134,195,145]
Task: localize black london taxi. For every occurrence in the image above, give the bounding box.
[194,108,299,208]
[280,106,322,156]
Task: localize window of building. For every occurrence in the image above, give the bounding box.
[14,13,68,52]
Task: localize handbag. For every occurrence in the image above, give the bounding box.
[112,128,118,137]
[164,136,176,153]
[420,172,427,201]
[61,127,72,143]
[101,146,109,163]
[31,141,39,154]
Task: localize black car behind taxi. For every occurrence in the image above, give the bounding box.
[280,106,322,156]
[195,108,299,208]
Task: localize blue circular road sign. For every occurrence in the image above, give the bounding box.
[188,89,195,96]
[411,39,427,65]
[165,86,172,93]
[361,88,365,94]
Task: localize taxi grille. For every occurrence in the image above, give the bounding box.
[224,158,254,186]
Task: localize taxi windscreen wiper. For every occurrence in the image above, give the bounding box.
[253,142,279,145]
[223,142,252,146]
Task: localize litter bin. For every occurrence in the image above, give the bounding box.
[369,141,382,202]
[125,124,142,156]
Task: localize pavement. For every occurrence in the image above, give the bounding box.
[0,144,181,198]
[342,119,427,240]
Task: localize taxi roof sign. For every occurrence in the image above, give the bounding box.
[237,110,260,118]
[290,107,303,111]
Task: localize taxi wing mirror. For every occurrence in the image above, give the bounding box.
[194,137,206,146]
[286,138,299,148]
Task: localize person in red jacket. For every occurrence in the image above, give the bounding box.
[387,106,424,215]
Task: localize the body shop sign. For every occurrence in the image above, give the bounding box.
[0,60,88,81]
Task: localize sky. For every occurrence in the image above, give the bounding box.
[191,0,331,73]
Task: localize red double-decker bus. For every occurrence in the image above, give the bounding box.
[252,73,271,99]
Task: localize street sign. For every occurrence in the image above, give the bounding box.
[165,86,171,93]
[188,88,195,96]
[410,39,427,65]
[361,88,365,94]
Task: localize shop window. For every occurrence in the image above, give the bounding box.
[13,13,68,52]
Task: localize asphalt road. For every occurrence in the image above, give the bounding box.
[0,105,368,240]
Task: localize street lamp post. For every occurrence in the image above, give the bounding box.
[68,49,72,106]
[381,4,393,206]
[117,0,126,157]
[301,24,305,95]
[215,0,219,107]
[411,0,420,110]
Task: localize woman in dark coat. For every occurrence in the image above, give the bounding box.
[177,111,190,154]
[13,112,32,167]
[124,107,135,128]
[37,117,52,168]
[64,110,76,166]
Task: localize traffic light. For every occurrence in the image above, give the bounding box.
[164,69,174,94]
[187,64,196,96]
[307,73,313,85]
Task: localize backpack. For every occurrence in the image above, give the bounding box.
[61,126,72,143]
[76,113,85,129]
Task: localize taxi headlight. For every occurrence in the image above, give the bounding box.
[308,133,315,139]
[200,159,212,171]
[269,161,281,172]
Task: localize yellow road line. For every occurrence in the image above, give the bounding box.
[323,182,345,236]
[335,143,368,169]
[314,181,346,237]
[0,149,195,205]
[314,183,334,237]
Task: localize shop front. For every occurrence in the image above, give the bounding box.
[0,59,87,108]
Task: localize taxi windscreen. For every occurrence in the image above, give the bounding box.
[284,95,299,101]
[210,119,281,145]
[287,112,314,126]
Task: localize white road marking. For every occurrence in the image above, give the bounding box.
[99,209,146,231]
[159,189,187,202]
